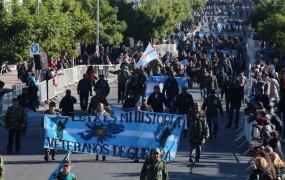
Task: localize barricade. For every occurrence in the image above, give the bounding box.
[38,81,47,103]
[57,73,65,94]
[64,68,74,85]
[153,44,177,54]
[1,64,118,113]
[47,79,56,100]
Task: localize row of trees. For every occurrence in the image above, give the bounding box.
[249,0,285,52]
[0,0,206,64]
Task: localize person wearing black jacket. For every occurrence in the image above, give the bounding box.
[147,86,167,113]
[162,74,179,114]
[174,86,194,115]
[59,89,77,116]
[226,80,244,129]
[77,74,92,114]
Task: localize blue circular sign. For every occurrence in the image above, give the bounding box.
[31,44,39,53]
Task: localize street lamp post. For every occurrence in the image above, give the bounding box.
[36,0,39,16]
[96,0,99,54]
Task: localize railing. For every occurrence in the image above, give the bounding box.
[0,64,117,115]
[153,44,177,54]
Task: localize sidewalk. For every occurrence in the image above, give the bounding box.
[1,70,25,89]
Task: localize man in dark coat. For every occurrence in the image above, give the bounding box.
[225,80,244,129]
[174,86,194,115]
[162,74,179,114]
[59,89,77,116]
[147,86,167,113]
[77,74,92,114]
[5,98,26,153]
[94,74,110,97]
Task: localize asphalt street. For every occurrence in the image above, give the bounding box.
[0,6,259,180]
[0,80,253,180]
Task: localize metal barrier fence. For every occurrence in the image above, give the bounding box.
[235,35,260,156]
[153,44,177,54]
[0,65,117,115]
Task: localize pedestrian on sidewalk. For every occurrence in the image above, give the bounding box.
[5,98,26,153]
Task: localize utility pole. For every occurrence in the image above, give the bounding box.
[96,0,100,54]
[36,0,39,16]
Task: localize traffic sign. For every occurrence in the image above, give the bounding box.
[30,43,39,57]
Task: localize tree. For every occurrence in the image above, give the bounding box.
[249,0,285,52]
[114,0,195,41]
[79,0,127,46]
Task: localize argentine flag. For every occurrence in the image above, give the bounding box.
[136,44,158,69]
[48,151,71,180]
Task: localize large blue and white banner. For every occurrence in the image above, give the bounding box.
[44,111,185,162]
[25,108,43,123]
[146,76,188,97]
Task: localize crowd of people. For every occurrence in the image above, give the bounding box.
[1,0,285,179]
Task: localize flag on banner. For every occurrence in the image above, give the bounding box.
[25,108,43,124]
[44,112,185,162]
[135,44,158,69]
[146,76,188,96]
[110,105,134,115]
[48,151,72,180]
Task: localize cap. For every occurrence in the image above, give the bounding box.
[152,148,161,154]
[142,97,147,101]
[182,86,187,91]
[61,160,71,166]
[66,89,71,94]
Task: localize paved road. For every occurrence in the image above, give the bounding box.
[0,6,264,180]
[0,80,252,180]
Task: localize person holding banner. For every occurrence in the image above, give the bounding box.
[55,160,78,180]
[43,101,61,162]
[140,148,169,180]
[92,103,110,161]
[162,74,179,114]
